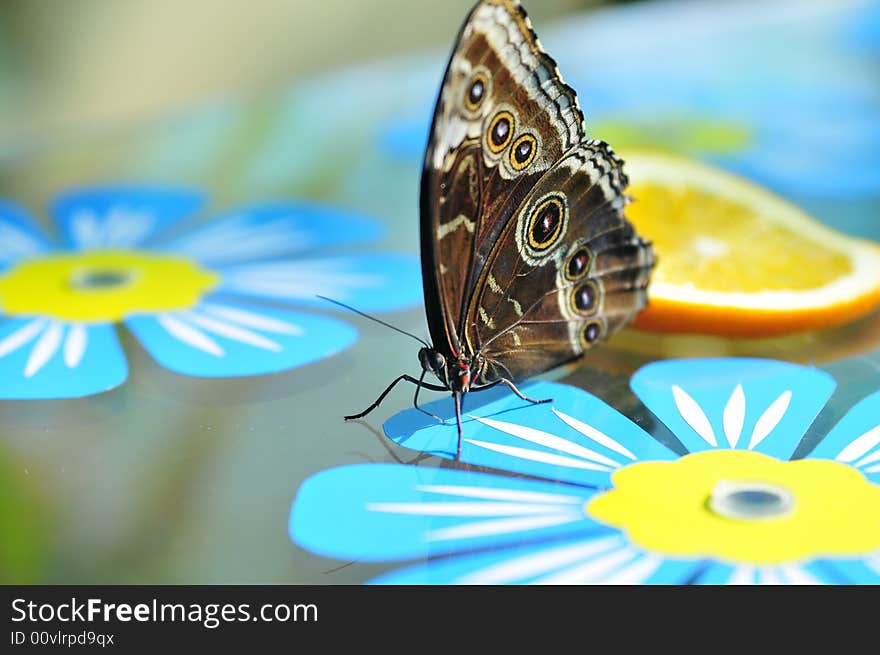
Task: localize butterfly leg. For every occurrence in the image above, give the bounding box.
[413,369,446,423]
[453,390,464,460]
[345,374,447,421]
[499,378,553,405]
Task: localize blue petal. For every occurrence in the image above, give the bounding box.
[0,201,50,269]
[384,381,677,487]
[124,300,357,378]
[807,389,880,485]
[216,252,423,313]
[289,463,602,562]
[818,555,880,585]
[0,319,127,399]
[631,358,836,459]
[159,202,383,266]
[52,187,203,250]
[695,561,838,585]
[369,535,700,585]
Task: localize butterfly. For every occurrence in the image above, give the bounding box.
[346,0,655,458]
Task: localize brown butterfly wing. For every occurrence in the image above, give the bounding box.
[465,141,655,382]
[420,0,585,357]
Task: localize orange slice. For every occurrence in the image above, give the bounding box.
[621,150,880,337]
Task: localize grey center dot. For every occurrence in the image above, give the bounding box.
[70,269,135,291]
[709,480,795,521]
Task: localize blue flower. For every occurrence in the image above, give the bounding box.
[0,186,421,399]
[290,358,880,584]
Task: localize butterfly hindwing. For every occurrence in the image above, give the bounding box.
[421,0,586,355]
[464,141,655,382]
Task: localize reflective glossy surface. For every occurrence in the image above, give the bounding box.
[1,0,878,583]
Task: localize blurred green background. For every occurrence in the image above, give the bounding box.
[0,0,594,153]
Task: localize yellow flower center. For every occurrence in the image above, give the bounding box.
[0,250,219,323]
[587,449,880,564]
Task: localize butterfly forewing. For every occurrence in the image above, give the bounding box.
[420,0,654,385]
[421,0,586,356]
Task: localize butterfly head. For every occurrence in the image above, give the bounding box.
[419,347,488,393]
[418,347,446,376]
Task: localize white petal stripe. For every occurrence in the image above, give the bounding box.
[533,547,639,584]
[70,211,100,248]
[365,502,571,517]
[224,276,382,302]
[201,304,302,335]
[672,385,717,447]
[182,312,282,352]
[415,484,583,505]
[70,207,157,248]
[457,536,624,585]
[25,322,64,378]
[0,224,42,260]
[865,463,880,474]
[471,416,621,468]
[597,555,663,585]
[174,217,311,261]
[158,315,224,357]
[854,448,880,469]
[551,409,636,460]
[0,319,47,358]
[779,564,824,585]
[758,567,783,585]
[104,208,155,246]
[723,384,746,448]
[63,324,88,368]
[748,391,792,450]
[866,551,880,575]
[727,565,756,585]
[464,439,613,472]
[426,513,582,543]
[836,424,880,463]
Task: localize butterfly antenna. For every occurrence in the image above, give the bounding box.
[316,296,431,348]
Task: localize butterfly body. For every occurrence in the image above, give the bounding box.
[347,0,655,457]
[418,346,496,395]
